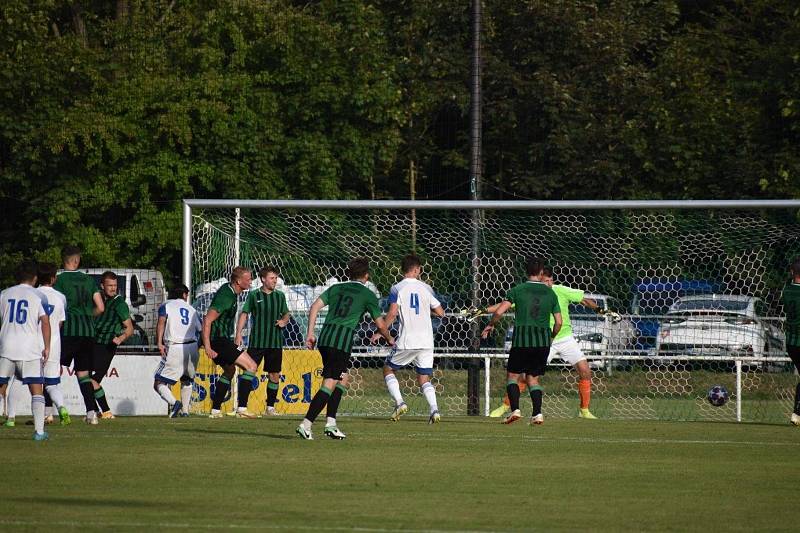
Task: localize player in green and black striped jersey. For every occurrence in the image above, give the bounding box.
[53,245,105,423]
[481,257,562,425]
[296,257,394,440]
[782,257,800,426]
[201,266,260,419]
[90,271,134,418]
[234,266,291,416]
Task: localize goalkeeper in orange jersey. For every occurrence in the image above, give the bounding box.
[468,267,620,419]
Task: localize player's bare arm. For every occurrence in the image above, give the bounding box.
[305,297,325,349]
[234,311,249,346]
[481,300,513,338]
[203,308,220,358]
[114,318,134,346]
[156,315,167,358]
[40,311,51,363]
[275,311,291,328]
[552,311,562,338]
[93,291,105,316]
[373,316,394,346]
[371,302,398,344]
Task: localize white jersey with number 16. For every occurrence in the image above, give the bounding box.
[389,278,441,350]
[0,284,47,361]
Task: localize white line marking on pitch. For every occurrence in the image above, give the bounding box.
[0,519,504,533]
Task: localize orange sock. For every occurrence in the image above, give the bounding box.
[579,379,591,409]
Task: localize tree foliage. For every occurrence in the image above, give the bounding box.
[1,0,798,283]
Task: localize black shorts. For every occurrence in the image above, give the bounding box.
[210,339,244,367]
[61,336,94,371]
[788,346,800,373]
[249,348,282,373]
[319,346,351,380]
[507,347,550,376]
[92,343,118,382]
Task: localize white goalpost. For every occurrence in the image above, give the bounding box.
[182,199,800,422]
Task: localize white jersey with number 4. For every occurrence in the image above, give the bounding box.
[159,299,202,344]
[0,284,47,361]
[389,278,441,350]
[35,286,66,361]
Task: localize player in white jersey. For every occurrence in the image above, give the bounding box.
[35,263,70,425]
[0,261,52,441]
[373,255,445,423]
[154,284,201,418]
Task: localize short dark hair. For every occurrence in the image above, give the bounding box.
[16,260,38,284]
[401,254,422,274]
[791,258,800,278]
[542,265,553,278]
[61,245,81,261]
[525,256,547,277]
[347,257,370,280]
[37,262,58,286]
[168,284,189,300]
[100,270,117,282]
[258,266,279,278]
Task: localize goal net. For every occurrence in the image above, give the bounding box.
[185,201,800,423]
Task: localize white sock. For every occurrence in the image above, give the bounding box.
[384,374,404,406]
[301,418,312,430]
[46,384,65,409]
[6,387,17,419]
[155,383,176,406]
[326,416,336,427]
[180,383,192,412]
[422,382,438,413]
[32,394,45,434]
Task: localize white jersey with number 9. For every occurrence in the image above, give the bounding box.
[160,299,202,344]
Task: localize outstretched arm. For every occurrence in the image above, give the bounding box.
[481,300,513,338]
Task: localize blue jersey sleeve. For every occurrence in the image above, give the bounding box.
[158,303,167,317]
[387,285,399,305]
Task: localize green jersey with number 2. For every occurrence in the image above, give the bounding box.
[506,281,560,349]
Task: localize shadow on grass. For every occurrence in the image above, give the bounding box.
[6,495,158,508]
[175,428,294,439]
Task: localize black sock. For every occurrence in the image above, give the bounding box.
[78,376,96,413]
[507,381,521,411]
[236,372,256,410]
[530,386,543,416]
[326,384,347,419]
[212,376,231,410]
[304,386,331,423]
[44,393,52,408]
[794,382,800,415]
[94,387,111,413]
[266,380,279,407]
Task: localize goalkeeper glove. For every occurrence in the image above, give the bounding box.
[598,308,622,323]
[458,307,487,322]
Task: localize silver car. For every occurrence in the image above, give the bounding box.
[655,294,784,364]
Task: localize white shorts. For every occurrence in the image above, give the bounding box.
[43,356,62,385]
[0,357,43,385]
[385,348,434,375]
[154,342,199,385]
[547,336,586,366]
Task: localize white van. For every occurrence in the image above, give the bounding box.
[59,268,167,346]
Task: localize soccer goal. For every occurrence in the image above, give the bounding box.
[183,199,800,423]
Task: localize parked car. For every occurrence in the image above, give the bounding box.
[654,294,785,367]
[631,278,721,353]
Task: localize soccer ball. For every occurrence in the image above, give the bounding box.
[707,385,729,407]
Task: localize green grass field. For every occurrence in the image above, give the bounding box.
[1,415,798,532]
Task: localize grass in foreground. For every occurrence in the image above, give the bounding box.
[1,415,798,532]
